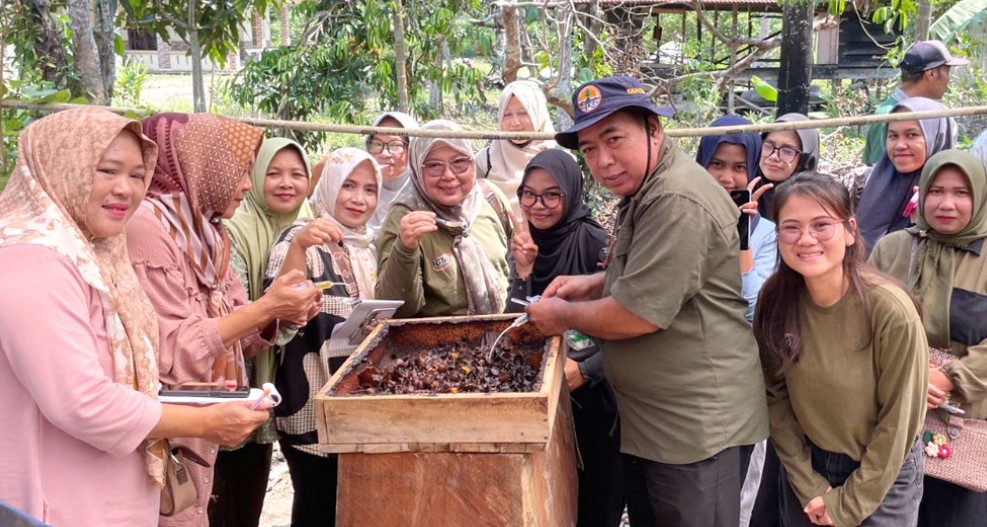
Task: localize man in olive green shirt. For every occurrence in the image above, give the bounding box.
[527,76,768,527]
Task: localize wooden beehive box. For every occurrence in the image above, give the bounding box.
[314,314,577,527]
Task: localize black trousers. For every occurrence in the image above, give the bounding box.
[208,442,273,527]
[624,444,754,527]
[749,442,781,527]
[572,380,625,527]
[917,475,987,527]
[281,444,338,527]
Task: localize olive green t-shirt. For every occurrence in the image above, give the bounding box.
[871,230,987,420]
[601,139,769,465]
[756,280,927,527]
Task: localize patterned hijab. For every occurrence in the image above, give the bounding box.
[226,138,315,300]
[141,113,264,385]
[905,150,987,347]
[486,80,557,211]
[393,120,506,314]
[858,97,955,250]
[0,108,164,485]
[311,147,382,299]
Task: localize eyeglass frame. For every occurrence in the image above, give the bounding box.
[518,189,566,210]
[776,219,850,245]
[366,139,408,155]
[761,141,802,164]
[421,157,474,177]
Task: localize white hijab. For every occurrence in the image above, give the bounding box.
[484,80,557,214]
[312,147,383,299]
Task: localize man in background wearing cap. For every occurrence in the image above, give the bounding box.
[861,40,968,166]
[526,76,768,527]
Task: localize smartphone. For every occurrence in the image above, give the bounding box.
[729,189,752,251]
[158,385,251,398]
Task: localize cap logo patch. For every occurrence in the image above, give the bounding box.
[577,85,602,113]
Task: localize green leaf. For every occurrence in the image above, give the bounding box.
[751,75,778,103]
[114,34,126,56]
[47,89,72,103]
[930,0,987,44]
[70,96,89,104]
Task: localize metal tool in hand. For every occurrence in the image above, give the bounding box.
[487,314,529,361]
[487,296,541,361]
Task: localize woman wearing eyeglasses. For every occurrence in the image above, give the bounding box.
[376,120,513,317]
[857,97,954,252]
[755,113,820,221]
[505,149,621,526]
[365,111,419,229]
[755,172,927,527]
[475,79,558,217]
[870,151,987,527]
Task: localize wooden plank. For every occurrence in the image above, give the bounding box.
[320,395,551,448]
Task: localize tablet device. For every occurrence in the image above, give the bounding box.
[326,299,404,357]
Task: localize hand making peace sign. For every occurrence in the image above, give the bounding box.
[508,210,538,280]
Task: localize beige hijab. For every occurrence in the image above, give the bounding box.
[484,80,557,213]
[312,147,382,299]
[0,107,164,485]
[393,120,506,314]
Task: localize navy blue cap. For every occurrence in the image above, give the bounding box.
[555,76,673,149]
[900,40,969,75]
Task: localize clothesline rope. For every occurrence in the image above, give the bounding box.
[3,100,987,140]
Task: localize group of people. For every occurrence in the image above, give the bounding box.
[2,38,987,527]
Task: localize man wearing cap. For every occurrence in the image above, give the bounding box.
[526,76,768,527]
[861,40,968,166]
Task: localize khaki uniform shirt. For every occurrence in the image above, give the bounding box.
[602,139,769,464]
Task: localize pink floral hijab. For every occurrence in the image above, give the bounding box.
[0,107,165,485]
[141,113,264,386]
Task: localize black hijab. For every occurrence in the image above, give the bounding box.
[520,149,610,295]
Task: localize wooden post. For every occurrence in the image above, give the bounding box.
[776,0,813,116]
[728,4,738,113]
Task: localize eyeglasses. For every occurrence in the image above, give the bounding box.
[777,220,846,245]
[761,141,802,164]
[519,189,565,209]
[422,157,474,177]
[367,140,407,155]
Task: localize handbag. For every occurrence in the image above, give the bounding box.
[160,443,210,517]
[922,349,987,492]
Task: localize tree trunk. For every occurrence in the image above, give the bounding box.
[552,14,575,122]
[66,0,107,104]
[914,0,932,41]
[93,0,117,102]
[393,0,409,113]
[20,0,76,89]
[502,2,521,83]
[188,0,206,112]
[429,41,446,115]
[280,4,290,46]
[776,1,813,116]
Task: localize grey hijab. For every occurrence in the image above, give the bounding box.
[756,113,820,220]
[392,119,506,314]
[368,111,419,229]
[857,96,955,252]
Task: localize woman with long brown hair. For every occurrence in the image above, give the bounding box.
[754,172,927,526]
